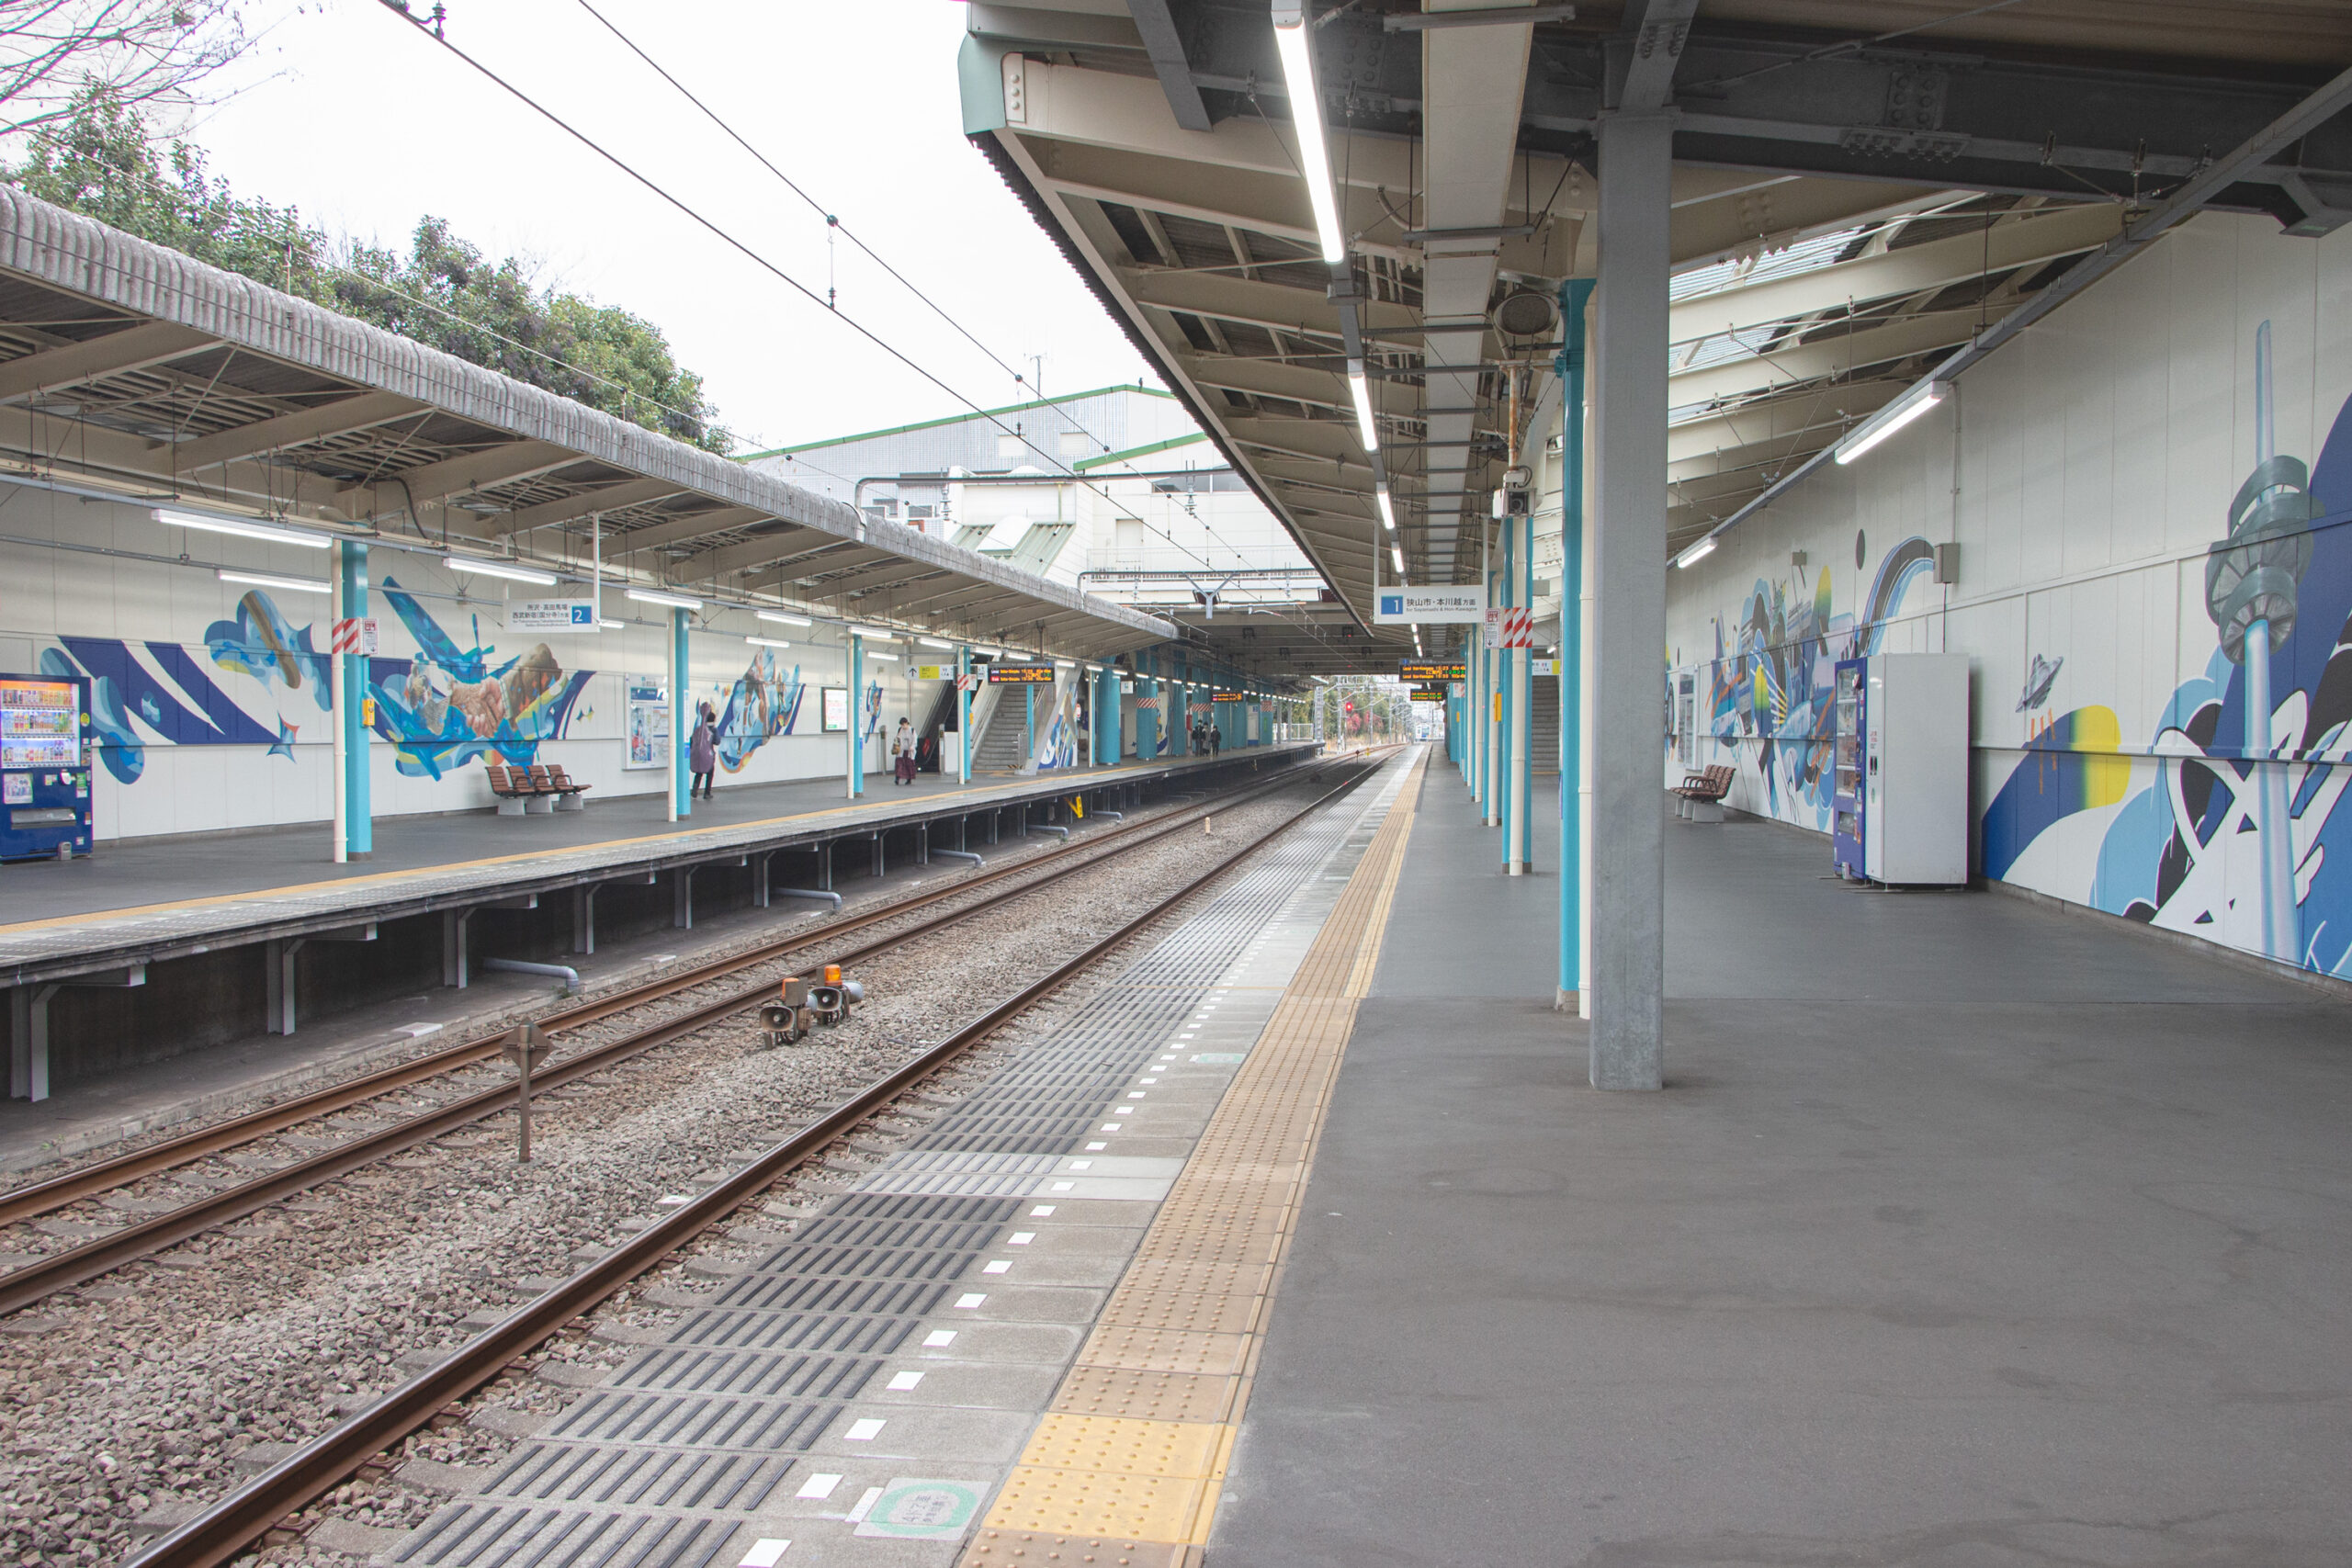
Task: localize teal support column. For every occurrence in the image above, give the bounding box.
[1556,277,1594,1008]
[671,607,691,819]
[1106,669,1124,762]
[338,541,372,858]
[1498,526,1517,864]
[1481,567,1501,824]
[956,644,972,784]
[1508,507,1534,873]
[1139,653,1160,760]
[1023,683,1035,768]
[846,634,865,798]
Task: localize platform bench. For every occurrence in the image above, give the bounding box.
[530,763,592,813]
[1674,762,1736,823]
[484,762,554,816]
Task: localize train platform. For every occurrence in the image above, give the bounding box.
[1195,754,2352,1564]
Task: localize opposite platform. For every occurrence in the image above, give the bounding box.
[1208,752,2352,1565]
[0,748,1312,987]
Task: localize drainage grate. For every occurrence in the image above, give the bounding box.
[395,1502,740,1568]
[545,1391,847,1451]
[773,1215,1006,1253]
[662,1308,922,1355]
[740,1242,988,1283]
[707,1272,956,1316]
[610,1348,887,1399]
[480,1444,791,1512]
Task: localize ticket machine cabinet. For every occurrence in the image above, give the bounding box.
[0,675,92,861]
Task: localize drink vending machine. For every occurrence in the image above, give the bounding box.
[0,673,93,861]
[1831,652,1969,886]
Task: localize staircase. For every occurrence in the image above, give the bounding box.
[1530,673,1561,775]
[972,703,1030,774]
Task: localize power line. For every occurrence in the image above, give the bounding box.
[372,0,1238,583]
[555,0,1264,572]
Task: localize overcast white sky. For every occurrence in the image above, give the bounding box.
[188,0,1158,453]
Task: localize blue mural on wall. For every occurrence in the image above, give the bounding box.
[37,579,596,786]
[1981,330,2352,976]
[711,647,808,773]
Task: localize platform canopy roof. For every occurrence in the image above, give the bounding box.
[0,187,1179,660]
[962,0,2352,665]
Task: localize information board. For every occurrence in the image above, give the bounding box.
[623,681,667,770]
[1374,585,1484,625]
[821,686,851,731]
[989,662,1055,684]
[1399,660,1467,682]
[508,600,598,633]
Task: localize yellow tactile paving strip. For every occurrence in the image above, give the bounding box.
[961,753,1423,1568]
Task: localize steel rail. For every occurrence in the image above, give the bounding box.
[0,752,1383,1315]
[124,750,1395,1568]
[0,753,1339,1231]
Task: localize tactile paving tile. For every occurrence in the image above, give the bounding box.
[1094,1289,1262,1337]
[1049,1368,1244,1425]
[961,1530,1196,1567]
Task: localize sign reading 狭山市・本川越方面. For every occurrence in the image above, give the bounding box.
[1374,585,1483,624]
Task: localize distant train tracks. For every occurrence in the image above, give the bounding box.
[0,750,1385,1318]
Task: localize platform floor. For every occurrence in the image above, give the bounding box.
[1208,754,2352,1565]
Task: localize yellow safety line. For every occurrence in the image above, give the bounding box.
[961,751,1423,1568]
[0,752,1260,937]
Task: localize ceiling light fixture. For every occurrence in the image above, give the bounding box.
[758,611,813,627]
[1376,486,1396,532]
[218,569,330,595]
[599,618,625,629]
[626,587,704,610]
[154,507,330,548]
[1272,2,1346,265]
[1348,362,1379,450]
[917,636,955,649]
[444,555,558,586]
[745,635,792,649]
[1834,379,1951,466]
[1390,545,1406,574]
[1675,536,1719,570]
[865,649,899,662]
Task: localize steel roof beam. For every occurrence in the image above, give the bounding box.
[348,440,579,512]
[160,389,419,471]
[493,477,686,536]
[0,322,218,403]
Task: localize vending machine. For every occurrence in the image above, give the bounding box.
[1831,652,1969,886]
[0,674,94,861]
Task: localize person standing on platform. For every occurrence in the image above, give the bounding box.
[689,703,718,800]
[1210,723,1222,758]
[892,716,916,785]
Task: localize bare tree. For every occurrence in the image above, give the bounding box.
[0,0,248,137]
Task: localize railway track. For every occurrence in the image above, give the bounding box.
[0,751,1382,1318]
[120,746,1395,1568]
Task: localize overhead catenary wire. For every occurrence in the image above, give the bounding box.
[373,0,1259,593]
[556,0,1263,574]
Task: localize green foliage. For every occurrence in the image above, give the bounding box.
[7,91,732,453]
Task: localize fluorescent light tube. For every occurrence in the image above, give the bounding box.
[444,555,557,586]
[1376,486,1396,532]
[1054,660,1076,670]
[745,636,792,649]
[918,637,955,649]
[218,569,330,595]
[1348,362,1378,450]
[627,587,704,610]
[1272,5,1346,265]
[1390,545,1406,573]
[155,507,331,548]
[865,649,899,661]
[598,618,624,629]
[1675,536,1719,569]
[758,611,813,627]
[1835,379,1950,466]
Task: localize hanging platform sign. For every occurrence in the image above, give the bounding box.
[1399,660,1467,682]
[1375,585,1484,625]
[1408,685,1447,702]
[1213,691,1250,703]
[989,662,1055,684]
[508,600,598,633]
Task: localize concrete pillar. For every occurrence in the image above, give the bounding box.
[1482,563,1501,825]
[338,541,372,859]
[1139,652,1160,760]
[1589,109,1671,1090]
[1498,525,1517,863]
[671,607,691,820]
